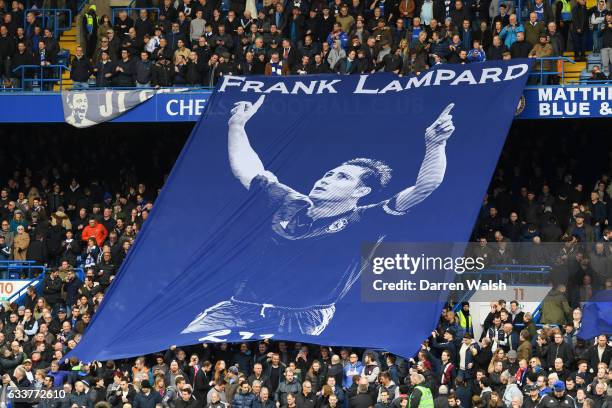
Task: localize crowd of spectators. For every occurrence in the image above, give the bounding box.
[469,122,612,310]
[0,0,610,89]
[0,122,609,408]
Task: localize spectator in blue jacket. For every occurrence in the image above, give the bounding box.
[234,382,257,408]
[326,22,349,49]
[467,39,487,61]
[499,14,524,48]
[342,354,364,388]
[47,360,71,387]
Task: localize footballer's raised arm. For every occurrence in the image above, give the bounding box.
[394,104,455,212]
[228,95,277,189]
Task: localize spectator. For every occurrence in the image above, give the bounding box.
[540,284,572,325]
[528,34,553,85]
[94,51,116,87]
[82,5,99,58]
[529,0,554,24]
[133,380,162,408]
[499,14,524,48]
[275,370,301,406]
[487,35,508,60]
[571,0,588,61]
[509,31,532,59]
[265,52,290,75]
[114,49,135,87]
[81,218,108,247]
[467,40,486,62]
[602,14,612,75]
[12,224,29,261]
[588,65,608,81]
[524,12,546,46]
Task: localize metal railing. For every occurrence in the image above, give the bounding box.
[569,79,612,84]
[527,56,575,84]
[0,261,85,280]
[0,261,45,279]
[0,264,86,306]
[11,64,69,92]
[24,8,72,38]
[112,7,160,25]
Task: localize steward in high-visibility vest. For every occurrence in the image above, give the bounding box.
[408,373,434,408]
[457,302,474,336]
[82,5,99,58]
[558,0,572,21]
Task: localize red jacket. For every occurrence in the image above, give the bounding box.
[81,221,108,246]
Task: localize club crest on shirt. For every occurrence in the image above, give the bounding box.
[327,218,348,233]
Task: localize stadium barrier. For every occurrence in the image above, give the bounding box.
[4,57,576,93]
[528,56,575,84]
[112,8,160,25]
[11,64,69,92]
[0,262,86,305]
[24,8,72,39]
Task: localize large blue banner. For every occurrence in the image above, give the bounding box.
[579,290,612,339]
[70,61,530,361]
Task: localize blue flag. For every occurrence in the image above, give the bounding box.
[579,290,612,339]
[71,61,531,361]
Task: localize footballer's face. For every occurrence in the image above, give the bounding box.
[309,165,371,202]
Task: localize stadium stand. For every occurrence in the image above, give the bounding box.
[0,0,610,405]
[0,0,609,91]
[0,118,609,408]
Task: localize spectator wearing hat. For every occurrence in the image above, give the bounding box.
[133,379,162,408]
[10,210,28,233]
[506,350,520,374]
[528,33,553,85]
[457,303,473,337]
[523,385,541,408]
[539,380,574,408]
[566,213,596,242]
[12,225,29,261]
[68,380,92,408]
